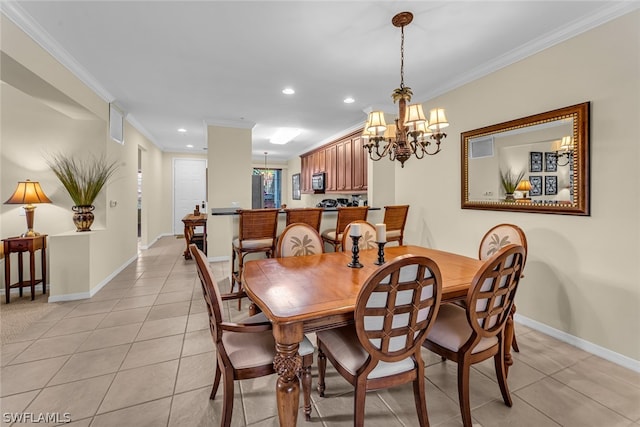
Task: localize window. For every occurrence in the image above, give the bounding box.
[253,168,282,208]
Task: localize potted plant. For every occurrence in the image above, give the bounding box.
[47,153,118,231]
[499,169,525,202]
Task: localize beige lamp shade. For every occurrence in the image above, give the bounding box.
[415,121,432,136]
[383,123,398,139]
[560,136,574,151]
[361,119,376,138]
[404,104,427,127]
[516,180,532,192]
[428,108,449,130]
[5,180,51,237]
[366,111,387,134]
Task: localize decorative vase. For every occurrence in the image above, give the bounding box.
[72,205,95,231]
[505,193,515,202]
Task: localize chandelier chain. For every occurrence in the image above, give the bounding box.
[400,26,405,89]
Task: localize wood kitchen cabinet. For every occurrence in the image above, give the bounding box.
[300,129,367,194]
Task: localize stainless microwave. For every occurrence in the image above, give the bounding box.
[312,172,325,191]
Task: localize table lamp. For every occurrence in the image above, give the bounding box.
[4,180,52,237]
[515,179,532,200]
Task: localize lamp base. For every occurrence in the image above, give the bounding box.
[21,230,41,237]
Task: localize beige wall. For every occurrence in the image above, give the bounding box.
[394,12,639,364]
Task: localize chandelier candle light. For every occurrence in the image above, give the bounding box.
[362,11,450,167]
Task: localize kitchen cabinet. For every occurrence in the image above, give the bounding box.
[300,130,367,194]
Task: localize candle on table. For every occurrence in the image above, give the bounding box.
[350,223,361,237]
[376,223,386,243]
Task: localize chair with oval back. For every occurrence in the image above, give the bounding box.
[276,223,324,258]
[478,223,527,352]
[341,221,378,252]
[190,244,315,425]
[422,244,526,427]
[316,254,443,426]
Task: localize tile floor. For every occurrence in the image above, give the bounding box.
[1,236,639,427]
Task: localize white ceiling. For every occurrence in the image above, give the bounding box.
[3,1,636,162]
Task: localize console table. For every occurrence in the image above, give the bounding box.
[3,234,47,303]
[182,213,206,259]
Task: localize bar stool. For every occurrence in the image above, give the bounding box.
[231,209,279,307]
[321,206,369,252]
[383,205,410,245]
[284,207,323,232]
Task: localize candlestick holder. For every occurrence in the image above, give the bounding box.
[374,242,386,265]
[347,236,363,268]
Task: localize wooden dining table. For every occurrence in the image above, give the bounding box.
[242,245,516,426]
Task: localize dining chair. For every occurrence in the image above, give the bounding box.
[190,244,315,425]
[231,208,279,308]
[276,223,324,258]
[422,244,526,427]
[478,223,528,352]
[383,205,410,245]
[321,206,369,252]
[284,207,323,232]
[341,221,377,252]
[316,254,443,427]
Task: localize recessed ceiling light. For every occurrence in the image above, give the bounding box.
[270,128,301,145]
[178,128,187,133]
[186,144,194,148]
[282,88,295,95]
[344,97,355,104]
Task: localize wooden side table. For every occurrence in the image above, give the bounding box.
[3,235,47,303]
[182,213,207,260]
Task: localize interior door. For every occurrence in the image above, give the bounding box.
[173,158,207,235]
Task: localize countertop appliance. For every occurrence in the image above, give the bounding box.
[312,172,325,191]
[316,198,337,208]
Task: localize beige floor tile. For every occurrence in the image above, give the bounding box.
[425,360,504,410]
[515,377,632,427]
[41,313,107,338]
[135,315,188,341]
[0,356,68,396]
[123,285,163,298]
[120,334,183,370]
[474,355,547,392]
[59,418,91,427]
[552,358,640,421]
[49,344,130,386]
[1,340,33,367]
[515,331,591,375]
[313,389,404,426]
[175,351,215,394]
[186,312,209,332]
[111,294,158,311]
[146,301,191,321]
[181,329,214,356]
[472,394,561,427]
[97,306,151,329]
[3,321,52,344]
[76,323,141,352]
[154,290,193,306]
[90,397,171,427]
[25,374,114,422]
[0,390,39,426]
[169,385,248,427]
[64,300,119,318]
[36,304,79,322]
[10,332,91,364]
[161,280,196,294]
[189,299,208,315]
[98,359,179,414]
[90,288,129,301]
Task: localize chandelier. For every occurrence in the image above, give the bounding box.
[362,12,449,168]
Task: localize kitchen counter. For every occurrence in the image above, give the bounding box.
[210,207,380,215]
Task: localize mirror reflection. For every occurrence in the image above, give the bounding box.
[461,102,589,215]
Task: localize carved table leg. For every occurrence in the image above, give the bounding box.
[273,323,303,427]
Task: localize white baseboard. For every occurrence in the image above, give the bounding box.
[208,255,230,263]
[515,313,640,373]
[48,254,138,303]
[139,233,173,250]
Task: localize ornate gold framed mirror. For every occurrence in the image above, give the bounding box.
[461,102,590,215]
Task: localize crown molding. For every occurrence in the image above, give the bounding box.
[125,114,163,150]
[1,2,114,103]
[423,2,640,101]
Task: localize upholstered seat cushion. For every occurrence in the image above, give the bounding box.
[386,230,402,238]
[321,229,343,242]
[426,303,498,354]
[233,238,274,250]
[316,326,415,379]
[223,329,314,370]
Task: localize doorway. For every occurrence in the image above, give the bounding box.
[173,158,207,235]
